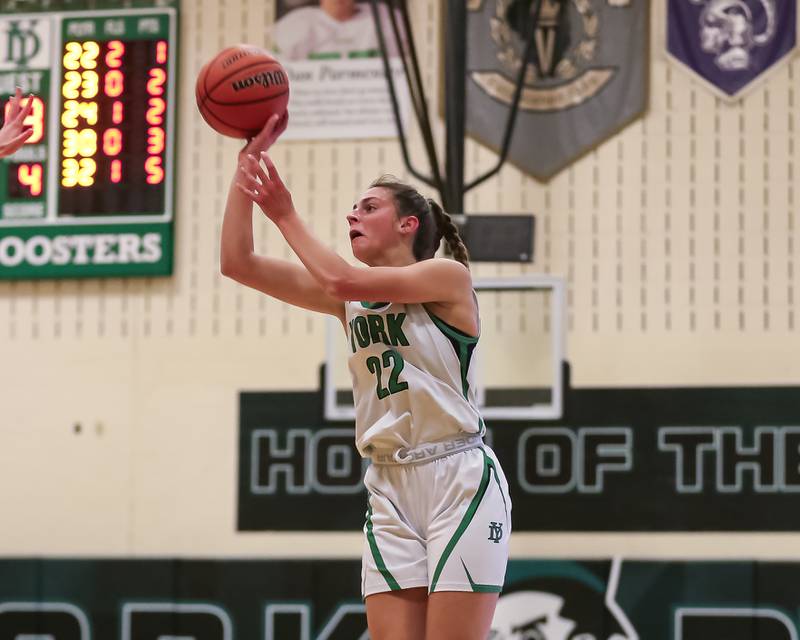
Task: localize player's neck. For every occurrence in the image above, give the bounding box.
[369,246,416,268]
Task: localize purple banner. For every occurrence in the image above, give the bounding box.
[667,0,797,99]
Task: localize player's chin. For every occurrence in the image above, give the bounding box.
[350,237,367,255]
[350,246,367,263]
[350,241,374,265]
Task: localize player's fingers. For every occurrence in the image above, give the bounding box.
[252,113,280,147]
[275,111,289,137]
[237,174,257,192]
[0,129,33,155]
[260,152,284,187]
[234,182,255,199]
[17,94,34,121]
[247,162,273,190]
[253,156,271,186]
[240,138,253,158]
[234,182,260,201]
[243,154,264,181]
[9,128,33,146]
[4,90,19,119]
[8,99,30,127]
[237,159,258,180]
[237,166,261,190]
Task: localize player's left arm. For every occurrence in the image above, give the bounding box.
[0,88,34,158]
[237,153,472,305]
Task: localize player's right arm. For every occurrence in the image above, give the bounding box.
[220,115,344,321]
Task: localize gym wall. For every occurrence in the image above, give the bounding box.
[0,0,797,568]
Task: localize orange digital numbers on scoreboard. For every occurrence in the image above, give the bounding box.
[103,128,123,156]
[4,96,45,144]
[112,100,123,124]
[144,156,163,185]
[104,70,124,98]
[145,51,167,187]
[147,127,165,155]
[106,40,125,68]
[147,68,166,96]
[156,40,167,64]
[146,97,165,126]
[110,159,122,183]
[17,163,43,196]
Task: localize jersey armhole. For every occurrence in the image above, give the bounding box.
[424,307,480,344]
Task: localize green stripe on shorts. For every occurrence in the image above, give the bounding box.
[460,559,503,593]
[429,453,492,592]
[366,501,401,591]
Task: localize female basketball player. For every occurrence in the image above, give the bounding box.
[221,114,511,640]
[0,88,34,158]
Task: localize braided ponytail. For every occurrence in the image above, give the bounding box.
[428,199,470,268]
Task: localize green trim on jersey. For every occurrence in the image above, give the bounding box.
[429,451,492,593]
[360,301,389,309]
[460,559,503,593]
[425,309,478,398]
[366,501,401,591]
[425,310,479,344]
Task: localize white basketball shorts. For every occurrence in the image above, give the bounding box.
[361,445,512,598]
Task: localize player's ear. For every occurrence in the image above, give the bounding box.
[399,215,419,235]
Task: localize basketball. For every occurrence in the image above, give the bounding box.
[195,45,289,139]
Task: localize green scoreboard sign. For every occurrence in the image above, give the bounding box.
[0,6,177,279]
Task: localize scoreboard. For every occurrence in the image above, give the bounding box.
[0,7,177,279]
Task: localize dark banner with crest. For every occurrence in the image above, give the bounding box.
[464,0,648,181]
[667,0,797,100]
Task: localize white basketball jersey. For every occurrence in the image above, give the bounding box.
[344,300,484,456]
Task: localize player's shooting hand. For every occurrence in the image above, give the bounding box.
[235,151,296,224]
[238,112,288,164]
[0,88,34,158]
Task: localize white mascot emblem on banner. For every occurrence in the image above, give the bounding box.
[489,590,633,640]
[690,0,776,70]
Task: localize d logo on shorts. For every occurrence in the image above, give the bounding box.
[488,521,504,543]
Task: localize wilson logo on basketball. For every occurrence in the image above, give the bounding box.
[231,70,287,92]
[222,51,248,68]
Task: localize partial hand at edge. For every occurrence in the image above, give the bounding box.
[0,88,34,158]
